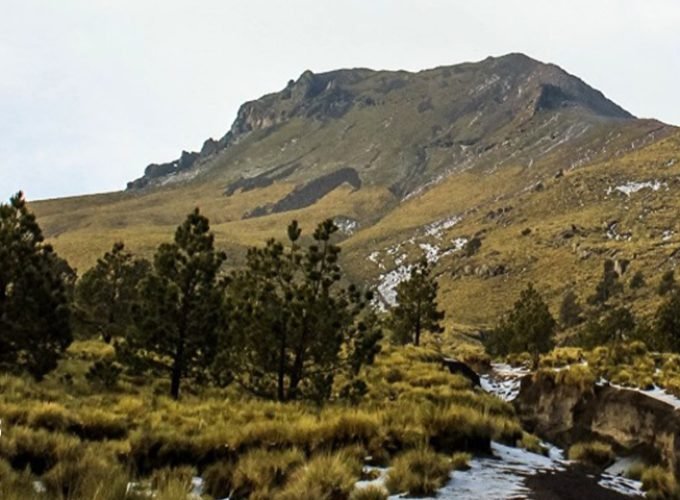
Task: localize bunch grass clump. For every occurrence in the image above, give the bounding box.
[385,447,452,496]
[349,484,389,500]
[277,452,361,500]
[567,441,614,468]
[641,466,680,499]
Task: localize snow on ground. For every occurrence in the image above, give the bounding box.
[354,465,388,491]
[480,363,530,402]
[334,217,359,235]
[424,215,463,238]
[451,237,468,251]
[602,457,646,497]
[418,243,440,262]
[601,379,680,410]
[662,229,673,242]
[377,265,413,307]
[386,442,565,500]
[607,180,666,197]
[599,472,644,497]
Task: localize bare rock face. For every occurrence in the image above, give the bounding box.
[516,372,680,476]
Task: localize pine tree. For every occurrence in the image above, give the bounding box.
[0,192,72,379]
[629,271,646,290]
[118,208,227,399]
[583,306,636,348]
[484,283,556,367]
[559,290,583,329]
[588,259,622,305]
[388,257,444,346]
[654,290,680,352]
[463,237,482,257]
[658,270,676,296]
[75,242,150,342]
[224,220,381,402]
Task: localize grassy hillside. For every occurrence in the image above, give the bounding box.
[28,54,680,333]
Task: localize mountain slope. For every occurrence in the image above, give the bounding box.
[31,53,679,329]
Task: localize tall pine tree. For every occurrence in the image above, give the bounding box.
[76,242,150,342]
[484,283,556,367]
[0,192,72,379]
[119,208,227,399]
[388,257,444,346]
[224,220,381,402]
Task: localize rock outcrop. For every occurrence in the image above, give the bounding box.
[125,53,672,196]
[516,372,680,476]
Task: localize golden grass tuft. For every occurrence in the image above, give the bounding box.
[276,452,361,500]
[641,466,680,499]
[349,484,389,500]
[385,447,452,496]
[567,441,614,468]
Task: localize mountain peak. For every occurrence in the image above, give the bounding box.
[126,54,642,192]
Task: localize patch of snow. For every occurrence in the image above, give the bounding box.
[631,384,680,409]
[377,265,413,308]
[480,363,529,402]
[334,217,359,235]
[452,237,468,251]
[424,215,463,238]
[395,253,408,266]
[662,230,673,242]
[391,442,565,500]
[597,378,680,409]
[598,473,644,497]
[191,477,204,498]
[470,74,501,95]
[386,244,401,256]
[33,481,47,494]
[608,180,666,197]
[355,465,388,491]
[418,243,441,263]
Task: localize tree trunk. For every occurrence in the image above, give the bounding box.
[277,329,287,402]
[414,300,422,346]
[171,328,186,400]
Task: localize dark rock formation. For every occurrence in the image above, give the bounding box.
[243,168,361,219]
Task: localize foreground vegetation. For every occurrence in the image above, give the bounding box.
[0,343,521,499]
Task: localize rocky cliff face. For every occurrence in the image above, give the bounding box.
[125,53,659,195]
[516,372,680,476]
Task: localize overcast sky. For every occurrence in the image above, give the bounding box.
[1,0,678,201]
